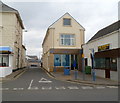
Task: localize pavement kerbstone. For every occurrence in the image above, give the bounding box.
[42,68,119,86]
[0,68,27,82]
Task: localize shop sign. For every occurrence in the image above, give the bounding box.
[98,44,110,52]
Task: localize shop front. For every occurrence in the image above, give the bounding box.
[49,49,82,72]
[94,48,120,79]
[0,46,13,77]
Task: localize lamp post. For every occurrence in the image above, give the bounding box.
[89,48,96,81]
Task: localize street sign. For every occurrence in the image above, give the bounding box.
[39,78,52,83]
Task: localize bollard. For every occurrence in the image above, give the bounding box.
[74,69,78,80]
[92,71,96,81]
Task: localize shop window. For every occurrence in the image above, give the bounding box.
[95,58,106,69]
[0,55,9,67]
[110,58,117,71]
[61,55,70,66]
[54,54,70,66]
[54,54,61,66]
[95,58,117,71]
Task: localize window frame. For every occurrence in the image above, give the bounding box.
[0,54,9,67]
[63,18,71,26]
[60,34,75,46]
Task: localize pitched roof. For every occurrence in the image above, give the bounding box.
[49,12,85,30]
[42,12,85,46]
[0,2,24,29]
[88,20,120,43]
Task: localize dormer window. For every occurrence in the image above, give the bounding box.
[63,18,71,26]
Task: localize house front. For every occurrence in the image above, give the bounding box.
[83,20,120,81]
[0,2,25,77]
[42,13,85,72]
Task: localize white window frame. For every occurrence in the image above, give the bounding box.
[60,34,75,46]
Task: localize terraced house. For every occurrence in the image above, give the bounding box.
[0,2,26,77]
[42,13,85,72]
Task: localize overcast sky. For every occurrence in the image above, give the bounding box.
[3,0,119,58]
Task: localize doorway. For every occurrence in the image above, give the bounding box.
[71,55,78,70]
[105,58,110,78]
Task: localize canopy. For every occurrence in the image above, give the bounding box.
[0,46,13,54]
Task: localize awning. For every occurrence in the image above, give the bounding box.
[0,47,13,54]
[95,48,120,58]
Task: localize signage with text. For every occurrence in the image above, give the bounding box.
[98,44,110,51]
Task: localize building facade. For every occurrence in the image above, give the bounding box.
[0,2,26,77]
[26,56,40,68]
[42,13,85,72]
[83,20,120,81]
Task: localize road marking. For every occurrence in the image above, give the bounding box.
[106,86,118,89]
[68,86,79,90]
[82,86,93,90]
[28,87,39,90]
[95,86,105,89]
[39,78,52,83]
[28,79,34,89]
[42,87,52,90]
[0,88,9,90]
[55,86,66,90]
[13,88,24,90]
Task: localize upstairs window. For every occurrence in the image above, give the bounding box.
[63,18,71,26]
[60,34,75,46]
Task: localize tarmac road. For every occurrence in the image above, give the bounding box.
[1,67,118,101]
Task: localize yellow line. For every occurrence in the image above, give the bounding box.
[13,69,28,80]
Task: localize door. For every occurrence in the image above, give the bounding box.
[105,58,110,78]
[71,55,74,70]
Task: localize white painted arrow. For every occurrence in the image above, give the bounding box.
[39,78,52,83]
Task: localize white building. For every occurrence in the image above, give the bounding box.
[83,20,120,81]
[0,2,26,77]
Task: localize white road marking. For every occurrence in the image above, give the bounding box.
[68,86,79,90]
[82,86,93,90]
[0,88,9,90]
[95,86,105,89]
[28,87,39,90]
[106,86,118,89]
[55,86,66,90]
[39,78,52,83]
[13,88,24,90]
[28,79,34,89]
[42,87,52,90]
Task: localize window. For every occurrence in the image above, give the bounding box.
[95,58,117,71]
[54,54,61,66]
[0,55,9,67]
[54,54,70,66]
[60,34,75,46]
[63,18,71,26]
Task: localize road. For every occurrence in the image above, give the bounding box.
[1,67,118,101]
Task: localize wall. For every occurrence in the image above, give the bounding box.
[84,31,119,66]
[42,13,85,71]
[0,12,23,72]
[83,31,119,81]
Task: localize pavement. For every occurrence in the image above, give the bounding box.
[0,68,27,82]
[46,69,119,86]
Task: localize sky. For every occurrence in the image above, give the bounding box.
[2,0,120,58]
